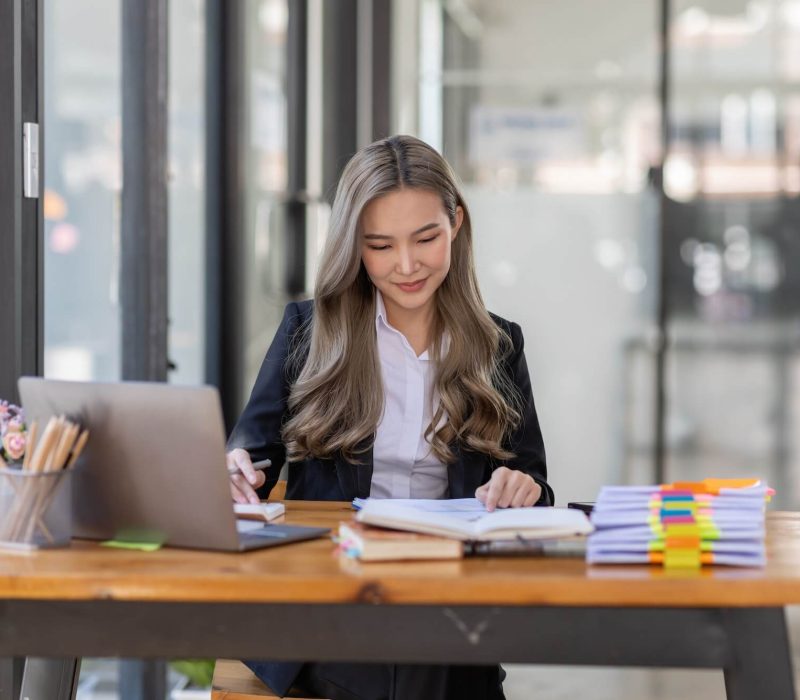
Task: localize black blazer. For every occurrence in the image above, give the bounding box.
[228,299,553,506]
[229,299,552,696]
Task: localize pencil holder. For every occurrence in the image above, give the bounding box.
[0,466,73,549]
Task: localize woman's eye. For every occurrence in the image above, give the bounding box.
[369,245,390,251]
[419,234,440,244]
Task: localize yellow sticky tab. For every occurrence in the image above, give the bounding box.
[664,524,700,537]
[664,550,702,569]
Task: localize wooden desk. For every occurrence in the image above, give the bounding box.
[2,504,799,700]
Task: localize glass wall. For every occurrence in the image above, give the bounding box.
[240,0,292,400]
[43,0,122,382]
[43,0,207,388]
[168,0,207,386]
[396,0,800,509]
[398,0,662,503]
[665,0,800,507]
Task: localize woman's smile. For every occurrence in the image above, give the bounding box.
[395,278,428,293]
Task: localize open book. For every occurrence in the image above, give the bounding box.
[355,498,593,542]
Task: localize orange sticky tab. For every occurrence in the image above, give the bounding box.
[665,536,701,549]
[666,481,707,494]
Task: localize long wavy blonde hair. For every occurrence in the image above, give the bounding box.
[282,135,521,464]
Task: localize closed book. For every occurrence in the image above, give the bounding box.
[338,520,463,562]
[233,502,285,522]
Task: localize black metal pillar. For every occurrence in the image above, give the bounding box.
[204,0,224,394]
[286,0,309,297]
[119,659,167,700]
[0,0,43,403]
[214,0,248,428]
[370,0,392,141]
[118,1,169,695]
[0,658,24,700]
[120,0,169,383]
[321,0,359,203]
[653,0,672,483]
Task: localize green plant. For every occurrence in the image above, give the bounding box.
[170,659,215,688]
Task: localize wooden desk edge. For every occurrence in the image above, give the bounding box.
[0,505,796,607]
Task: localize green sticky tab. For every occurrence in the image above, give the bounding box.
[100,528,166,552]
[101,539,164,552]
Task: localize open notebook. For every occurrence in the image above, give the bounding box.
[355,498,593,542]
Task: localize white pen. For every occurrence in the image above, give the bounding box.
[227,458,272,477]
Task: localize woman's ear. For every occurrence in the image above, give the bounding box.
[452,206,464,241]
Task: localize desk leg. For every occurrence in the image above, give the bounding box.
[723,608,795,700]
[18,658,80,700]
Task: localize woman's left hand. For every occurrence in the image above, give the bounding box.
[475,466,541,512]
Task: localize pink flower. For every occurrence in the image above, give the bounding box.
[2,431,26,461]
[5,418,23,433]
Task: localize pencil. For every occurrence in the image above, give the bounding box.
[23,421,37,470]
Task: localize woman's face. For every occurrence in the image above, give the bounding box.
[360,188,463,321]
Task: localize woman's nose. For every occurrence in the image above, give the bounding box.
[396,246,418,276]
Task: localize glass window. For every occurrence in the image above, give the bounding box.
[240,0,292,402]
[399,0,662,501]
[168,0,207,385]
[665,0,800,507]
[43,0,122,382]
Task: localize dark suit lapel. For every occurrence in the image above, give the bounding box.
[334,438,374,501]
[334,455,358,501]
[447,442,467,499]
[355,443,374,499]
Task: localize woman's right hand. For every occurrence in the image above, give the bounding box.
[227,448,266,504]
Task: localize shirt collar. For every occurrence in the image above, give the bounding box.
[375,290,430,361]
[375,289,389,327]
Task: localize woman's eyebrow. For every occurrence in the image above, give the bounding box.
[363,222,439,240]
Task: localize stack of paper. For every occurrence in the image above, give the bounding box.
[587,479,773,568]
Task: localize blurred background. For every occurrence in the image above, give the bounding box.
[6,0,800,697]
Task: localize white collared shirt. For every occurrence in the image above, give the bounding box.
[370,292,448,499]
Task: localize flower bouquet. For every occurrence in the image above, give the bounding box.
[0,401,29,467]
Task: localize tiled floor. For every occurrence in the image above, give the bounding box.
[504,666,726,700]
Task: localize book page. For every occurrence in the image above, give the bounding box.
[355,498,489,522]
[357,501,593,539]
[472,507,593,535]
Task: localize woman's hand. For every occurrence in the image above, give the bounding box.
[475,466,541,512]
[227,448,266,504]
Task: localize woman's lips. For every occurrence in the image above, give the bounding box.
[396,278,427,292]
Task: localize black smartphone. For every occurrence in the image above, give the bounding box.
[567,501,595,515]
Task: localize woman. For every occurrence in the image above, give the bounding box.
[227,135,552,700]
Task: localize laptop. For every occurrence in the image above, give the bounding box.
[18,377,329,551]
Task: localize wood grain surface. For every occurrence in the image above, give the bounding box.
[0,503,798,608]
